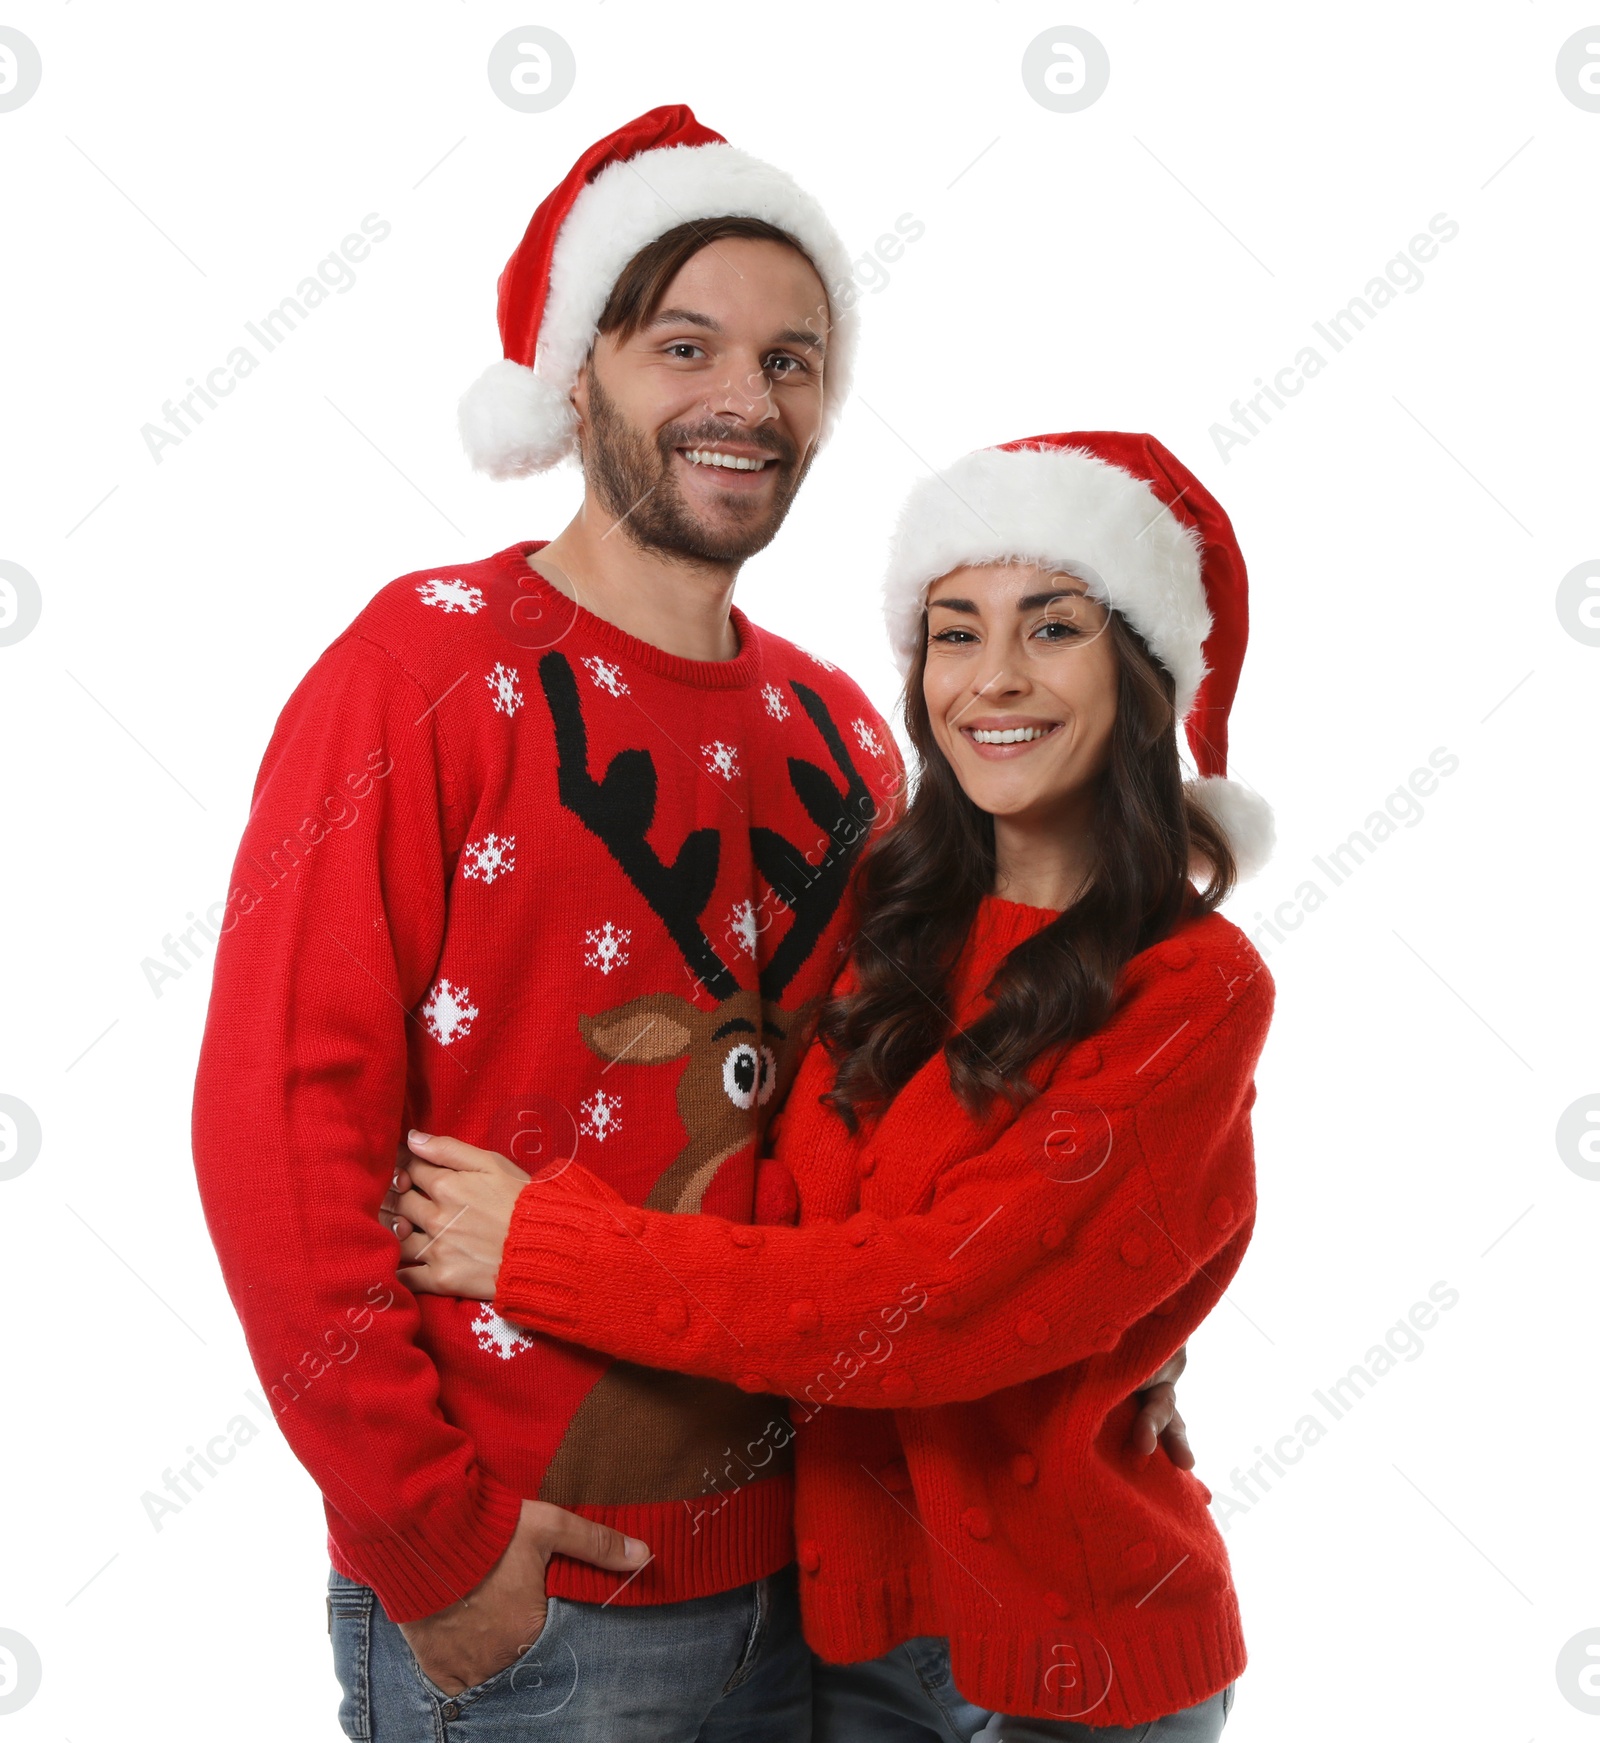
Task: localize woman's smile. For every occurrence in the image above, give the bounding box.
[956,716,1064,758]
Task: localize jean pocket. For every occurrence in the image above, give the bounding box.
[326,1572,374,1741]
[409,1594,569,1711]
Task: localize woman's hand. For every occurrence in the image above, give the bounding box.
[1131,1344,1195,1468]
[386,1131,530,1301]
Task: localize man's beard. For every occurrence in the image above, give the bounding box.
[582,371,811,565]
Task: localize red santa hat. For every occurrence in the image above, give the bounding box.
[458,104,859,480]
[881,431,1274,880]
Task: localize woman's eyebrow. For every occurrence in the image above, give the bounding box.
[930,587,1091,615]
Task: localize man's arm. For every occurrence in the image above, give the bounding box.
[191,630,526,1623]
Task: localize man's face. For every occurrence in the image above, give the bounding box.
[573,237,830,565]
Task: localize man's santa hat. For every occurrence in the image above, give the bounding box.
[458,104,858,480]
[882,431,1275,880]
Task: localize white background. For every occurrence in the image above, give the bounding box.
[2,3,1597,1738]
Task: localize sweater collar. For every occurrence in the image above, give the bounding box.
[949,894,1063,1018]
[494,541,765,690]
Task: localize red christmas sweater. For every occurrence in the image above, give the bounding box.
[489,897,1274,1725]
[190,540,902,1623]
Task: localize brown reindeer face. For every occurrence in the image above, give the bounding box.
[579,991,819,1213]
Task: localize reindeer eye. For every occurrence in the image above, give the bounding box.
[723,1044,761,1110]
[757,1045,778,1106]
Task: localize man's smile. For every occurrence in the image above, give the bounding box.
[673,442,783,493]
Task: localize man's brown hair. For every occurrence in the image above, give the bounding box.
[595,217,827,344]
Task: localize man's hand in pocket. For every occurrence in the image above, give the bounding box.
[398,1500,649,1696]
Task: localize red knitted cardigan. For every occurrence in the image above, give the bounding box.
[493,895,1274,1726]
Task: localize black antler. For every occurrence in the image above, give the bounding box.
[751,681,879,1002]
[539,653,739,1000]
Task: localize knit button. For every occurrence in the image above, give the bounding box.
[1010,1453,1039,1487]
[845,1216,875,1247]
[787,1299,821,1334]
[1157,938,1195,971]
[880,1369,915,1402]
[1044,1591,1070,1619]
[1207,1195,1235,1229]
[942,1203,977,1224]
[611,1209,646,1238]
[1152,1295,1178,1317]
[1016,1311,1050,1347]
[730,1225,765,1250]
[654,1298,689,1335]
[1123,1540,1157,1572]
[1039,1217,1067,1250]
[1119,1234,1150,1267]
[1069,1042,1102,1078]
[881,1457,913,1494]
[1095,1320,1119,1345]
[736,1373,769,1393]
[961,1506,992,1540]
[798,1540,821,1574]
[923,1291,958,1322]
[856,1149,876,1177]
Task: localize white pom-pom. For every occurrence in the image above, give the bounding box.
[457,360,579,480]
[1187,775,1276,883]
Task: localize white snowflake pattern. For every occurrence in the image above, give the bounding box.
[702,740,741,780]
[471,1301,535,1360]
[852,718,885,757]
[461,832,515,885]
[416,576,485,615]
[422,977,479,1045]
[486,663,523,717]
[584,920,632,976]
[579,1089,622,1143]
[802,647,838,673]
[582,655,630,698]
[728,899,758,958]
[761,683,790,721]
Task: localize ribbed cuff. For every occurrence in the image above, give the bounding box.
[327,1467,526,1623]
[494,1185,626,1335]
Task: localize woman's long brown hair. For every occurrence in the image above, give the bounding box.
[816,602,1237,1129]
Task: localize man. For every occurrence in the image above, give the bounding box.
[191,104,1190,1740]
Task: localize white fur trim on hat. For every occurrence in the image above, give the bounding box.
[460,142,859,479]
[457,361,578,482]
[1187,775,1275,881]
[882,444,1211,715]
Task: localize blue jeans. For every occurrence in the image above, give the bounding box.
[813,1637,1235,1742]
[327,1563,810,1741]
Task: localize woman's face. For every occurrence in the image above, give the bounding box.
[922,562,1120,825]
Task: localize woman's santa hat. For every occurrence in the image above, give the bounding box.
[458,103,859,480]
[882,431,1275,880]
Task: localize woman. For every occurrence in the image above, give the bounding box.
[389,431,1276,1738]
